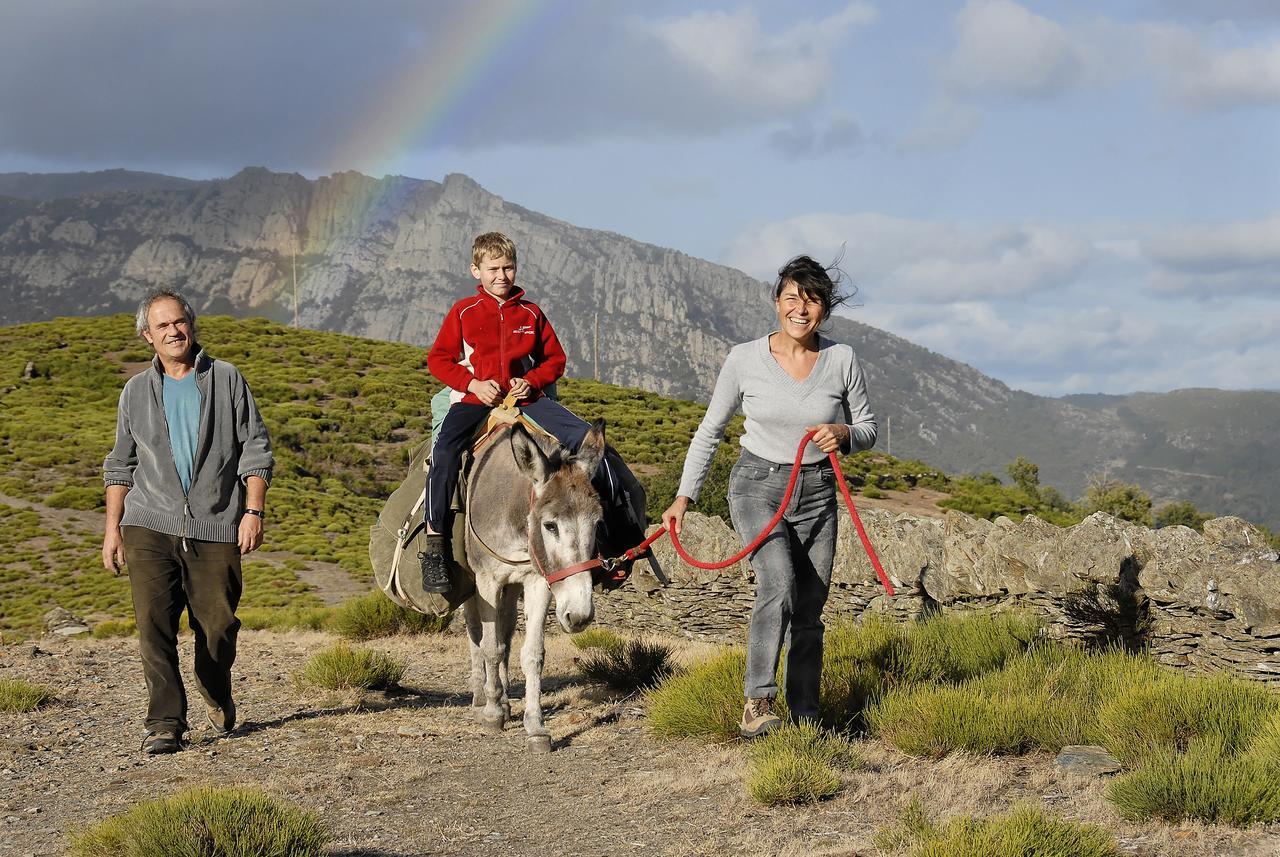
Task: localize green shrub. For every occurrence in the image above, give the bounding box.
[237,606,335,632]
[298,644,405,691]
[647,648,760,741]
[861,485,885,499]
[891,611,1039,686]
[332,591,451,640]
[1107,732,1280,825]
[877,803,1121,857]
[746,723,860,806]
[1094,672,1278,765]
[1154,500,1212,532]
[818,616,902,728]
[67,785,328,857]
[570,627,625,654]
[91,619,136,639]
[869,645,1166,758]
[578,639,676,693]
[1081,476,1153,527]
[0,677,53,712]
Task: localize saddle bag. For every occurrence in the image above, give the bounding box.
[369,442,475,616]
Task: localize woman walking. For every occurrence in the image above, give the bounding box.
[662,255,877,738]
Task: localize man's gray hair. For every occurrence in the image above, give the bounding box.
[135,289,198,339]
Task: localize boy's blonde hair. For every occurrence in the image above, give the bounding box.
[472,232,517,267]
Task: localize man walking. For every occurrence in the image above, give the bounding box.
[102,289,274,754]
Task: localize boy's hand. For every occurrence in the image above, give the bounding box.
[508,378,533,400]
[468,378,503,405]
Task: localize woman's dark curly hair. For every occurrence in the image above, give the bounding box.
[773,253,856,319]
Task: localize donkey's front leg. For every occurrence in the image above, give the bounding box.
[471,577,509,732]
[520,576,553,753]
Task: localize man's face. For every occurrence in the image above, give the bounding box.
[142,298,194,362]
[471,254,517,301]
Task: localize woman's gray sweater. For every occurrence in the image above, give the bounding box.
[676,334,877,502]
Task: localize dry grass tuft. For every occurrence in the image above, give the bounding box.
[67,785,328,857]
[297,643,405,691]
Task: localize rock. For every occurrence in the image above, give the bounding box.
[43,607,89,637]
[1054,745,1121,777]
[396,725,427,738]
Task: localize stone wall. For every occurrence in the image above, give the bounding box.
[594,510,1280,683]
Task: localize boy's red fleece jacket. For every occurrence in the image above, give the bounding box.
[427,285,567,405]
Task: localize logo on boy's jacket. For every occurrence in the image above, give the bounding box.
[512,325,535,335]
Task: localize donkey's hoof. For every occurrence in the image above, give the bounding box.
[527,734,552,754]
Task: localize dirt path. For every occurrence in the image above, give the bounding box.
[3,630,1278,857]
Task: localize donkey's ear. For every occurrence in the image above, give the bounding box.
[511,424,553,486]
[575,419,606,477]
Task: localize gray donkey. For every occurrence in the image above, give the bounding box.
[461,420,608,753]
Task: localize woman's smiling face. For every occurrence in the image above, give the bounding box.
[775,280,825,342]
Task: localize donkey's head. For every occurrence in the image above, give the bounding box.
[510,420,606,633]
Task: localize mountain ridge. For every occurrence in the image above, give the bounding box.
[0,166,1275,527]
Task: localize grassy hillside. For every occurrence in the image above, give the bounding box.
[0,314,1209,636]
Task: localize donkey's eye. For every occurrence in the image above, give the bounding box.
[543,521,558,537]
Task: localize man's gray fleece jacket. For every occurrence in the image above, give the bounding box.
[103,347,274,544]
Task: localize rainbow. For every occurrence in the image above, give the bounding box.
[329,0,548,178]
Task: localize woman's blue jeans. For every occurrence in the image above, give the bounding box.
[728,448,837,721]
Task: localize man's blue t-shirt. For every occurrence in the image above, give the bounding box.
[162,372,201,494]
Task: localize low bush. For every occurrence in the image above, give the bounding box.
[1094,672,1278,765]
[578,639,676,693]
[570,627,625,654]
[0,677,53,712]
[67,785,328,857]
[90,619,136,638]
[746,723,860,806]
[298,644,405,691]
[647,648,758,741]
[869,645,1165,758]
[876,802,1121,857]
[237,606,335,632]
[332,591,451,640]
[1107,730,1280,825]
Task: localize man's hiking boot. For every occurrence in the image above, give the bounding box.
[739,697,782,739]
[418,534,452,594]
[206,699,236,735]
[142,730,182,755]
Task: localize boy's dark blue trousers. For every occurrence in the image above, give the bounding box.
[425,396,596,533]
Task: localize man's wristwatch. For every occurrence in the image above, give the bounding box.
[243,508,264,518]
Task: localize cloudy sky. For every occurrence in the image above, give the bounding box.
[1,0,1277,396]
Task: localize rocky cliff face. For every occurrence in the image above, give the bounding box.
[0,167,1276,527]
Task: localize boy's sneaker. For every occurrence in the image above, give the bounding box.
[739,697,782,739]
[141,730,182,755]
[418,534,451,594]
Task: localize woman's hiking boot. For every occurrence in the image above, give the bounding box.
[418,534,452,594]
[739,696,782,738]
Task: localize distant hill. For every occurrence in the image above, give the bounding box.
[0,167,1276,527]
[0,168,204,201]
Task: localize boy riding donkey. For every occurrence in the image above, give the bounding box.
[418,232,621,593]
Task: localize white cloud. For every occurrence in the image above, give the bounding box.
[644,3,877,109]
[1143,214,1280,296]
[721,212,1090,301]
[1142,22,1280,108]
[944,0,1083,97]
[722,213,1280,395]
[768,112,865,159]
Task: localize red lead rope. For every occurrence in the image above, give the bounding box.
[621,430,895,597]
